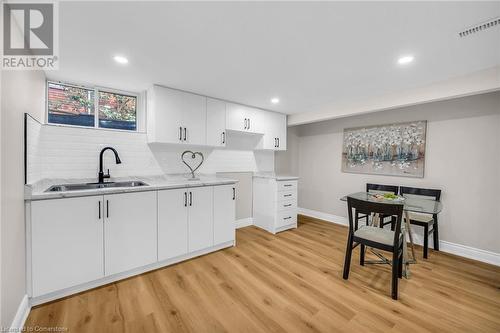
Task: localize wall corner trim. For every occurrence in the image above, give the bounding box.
[9,294,31,331]
[298,207,500,267]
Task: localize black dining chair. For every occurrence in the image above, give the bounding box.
[355,183,399,231]
[399,186,442,259]
[343,197,404,300]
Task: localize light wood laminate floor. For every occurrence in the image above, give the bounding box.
[25,215,500,332]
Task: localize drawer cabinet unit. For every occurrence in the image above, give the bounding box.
[252,177,299,234]
[147,85,207,145]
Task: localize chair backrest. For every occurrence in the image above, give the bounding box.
[347,197,404,246]
[366,183,399,195]
[399,186,441,201]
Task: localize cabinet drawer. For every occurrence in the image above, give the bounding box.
[277,199,297,211]
[277,180,297,192]
[277,210,297,228]
[276,190,296,201]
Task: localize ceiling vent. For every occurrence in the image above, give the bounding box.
[459,17,500,38]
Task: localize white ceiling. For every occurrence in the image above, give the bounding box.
[48,1,500,116]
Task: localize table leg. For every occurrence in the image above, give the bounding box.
[402,210,417,278]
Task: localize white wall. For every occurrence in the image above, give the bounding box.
[1,69,46,327]
[276,92,500,254]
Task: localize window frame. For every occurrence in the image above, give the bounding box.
[46,80,143,133]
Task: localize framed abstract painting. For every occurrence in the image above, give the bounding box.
[341,120,427,178]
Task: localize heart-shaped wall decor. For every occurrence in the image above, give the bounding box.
[181,150,204,179]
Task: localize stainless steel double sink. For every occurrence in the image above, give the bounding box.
[45,181,149,192]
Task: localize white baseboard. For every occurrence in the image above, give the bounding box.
[10,294,30,331]
[298,208,348,226]
[236,217,253,229]
[439,241,500,266]
[298,207,500,267]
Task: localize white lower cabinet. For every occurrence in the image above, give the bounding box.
[31,196,104,297]
[158,188,189,261]
[29,184,235,302]
[214,184,236,244]
[188,187,214,252]
[104,191,157,276]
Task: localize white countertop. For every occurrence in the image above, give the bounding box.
[26,174,238,201]
[253,173,299,181]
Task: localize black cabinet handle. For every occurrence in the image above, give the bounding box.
[106,200,109,218]
[284,216,292,220]
[284,194,292,197]
[232,187,235,200]
[248,118,251,130]
[183,127,187,141]
[184,192,187,207]
[222,132,225,144]
[98,201,101,219]
[277,137,279,147]
[179,127,182,141]
[244,118,247,129]
[274,138,277,147]
[284,184,292,187]
[284,204,292,207]
[189,192,192,206]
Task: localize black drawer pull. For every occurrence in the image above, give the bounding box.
[284,216,292,220]
[284,184,292,187]
[284,204,292,207]
[98,201,101,219]
[284,194,292,197]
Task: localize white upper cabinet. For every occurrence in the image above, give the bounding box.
[261,112,287,151]
[148,85,287,150]
[147,85,206,145]
[206,98,226,147]
[226,103,264,134]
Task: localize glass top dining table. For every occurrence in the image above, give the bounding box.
[340,192,443,215]
[340,192,443,278]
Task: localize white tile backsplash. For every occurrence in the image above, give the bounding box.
[27,124,275,183]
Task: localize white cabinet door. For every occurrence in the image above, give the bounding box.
[226,103,249,132]
[206,98,226,147]
[213,185,236,245]
[31,196,104,297]
[149,85,184,144]
[261,112,287,150]
[104,191,157,276]
[182,92,207,145]
[148,85,207,145]
[158,188,189,261]
[188,187,214,252]
[276,113,287,150]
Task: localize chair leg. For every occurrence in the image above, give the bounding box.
[423,224,429,259]
[343,234,354,280]
[360,244,365,266]
[390,216,396,231]
[433,220,440,251]
[398,251,403,278]
[391,250,399,300]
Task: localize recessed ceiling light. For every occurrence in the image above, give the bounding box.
[398,55,414,65]
[271,97,280,104]
[113,55,128,64]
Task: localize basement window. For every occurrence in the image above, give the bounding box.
[47,81,138,131]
